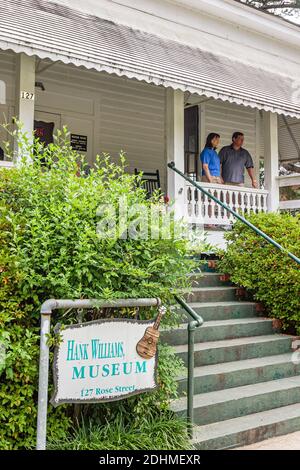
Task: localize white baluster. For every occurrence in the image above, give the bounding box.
[246,194,251,215]
[224,190,233,223]
[208,189,214,223]
[240,190,246,217]
[203,193,209,224]
[256,193,261,214]
[263,194,268,212]
[215,189,221,223]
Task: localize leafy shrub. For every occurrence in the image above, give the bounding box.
[219,212,300,332]
[0,127,192,449]
[47,411,192,450]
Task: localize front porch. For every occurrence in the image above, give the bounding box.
[0,53,296,239]
[0,48,299,246]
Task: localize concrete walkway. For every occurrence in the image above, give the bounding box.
[236,431,300,450]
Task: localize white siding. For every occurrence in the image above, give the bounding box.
[278,115,300,163]
[1,50,272,189]
[0,50,167,188]
[0,50,16,151]
[257,114,300,165]
[36,61,166,187]
[203,100,258,184]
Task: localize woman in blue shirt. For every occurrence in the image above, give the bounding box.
[200,133,223,184]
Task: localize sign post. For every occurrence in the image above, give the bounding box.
[36,298,163,450]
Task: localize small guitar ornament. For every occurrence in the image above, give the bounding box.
[136,305,166,359]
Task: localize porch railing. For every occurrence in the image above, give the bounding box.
[185,180,268,226]
[174,295,203,439]
[168,162,300,265]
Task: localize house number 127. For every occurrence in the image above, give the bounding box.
[20,91,35,100]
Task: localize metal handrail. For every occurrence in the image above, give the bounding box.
[174,295,203,439]
[168,162,300,265]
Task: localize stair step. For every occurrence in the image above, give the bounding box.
[172,376,300,426]
[174,334,293,366]
[161,318,275,345]
[176,301,257,322]
[192,403,300,449]
[195,260,219,273]
[189,273,231,288]
[177,353,300,395]
[184,286,237,303]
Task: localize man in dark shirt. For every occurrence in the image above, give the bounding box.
[219,132,258,188]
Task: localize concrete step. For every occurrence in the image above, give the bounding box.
[174,334,293,367]
[175,301,257,322]
[161,317,275,346]
[193,260,219,273]
[177,353,300,395]
[184,286,237,303]
[172,376,300,426]
[189,272,231,288]
[192,403,300,449]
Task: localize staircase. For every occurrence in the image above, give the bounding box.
[162,259,300,450]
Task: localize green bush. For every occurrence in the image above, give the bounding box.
[219,212,300,333]
[47,411,192,450]
[0,127,192,449]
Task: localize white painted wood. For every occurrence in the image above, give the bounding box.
[33,58,166,187]
[0,50,15,105]
[0,80,5,104]
[263,111,279,212]
[278,115,300,163]
[50,0,300,81]
[255,109,261,182]
[166,89,185,218]
[278,174,300,187]
[203,99,257,186]
[0,51,290,215]
[0,160,14,168]
[205,230,227,250]
[184,181,268,226]
[280,200,300,210]
[15,53,35,157]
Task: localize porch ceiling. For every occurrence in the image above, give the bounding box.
[1,0,300,119]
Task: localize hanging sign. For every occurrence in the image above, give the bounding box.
[34,120,54,146]
[70,134,88,152]
[51,307,165,406]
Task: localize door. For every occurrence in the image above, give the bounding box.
[184,106,199,181]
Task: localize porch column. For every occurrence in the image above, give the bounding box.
[15,53,35,160]
[166,89,185,219]
[263,111,279,212]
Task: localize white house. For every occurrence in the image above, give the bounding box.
[0,0,300,242]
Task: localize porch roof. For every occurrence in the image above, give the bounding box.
[1,0,300,119]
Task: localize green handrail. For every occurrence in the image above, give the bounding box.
[168,162,300,265]
[174,295,203,439]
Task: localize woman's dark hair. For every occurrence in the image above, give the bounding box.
[205,133,220,149]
